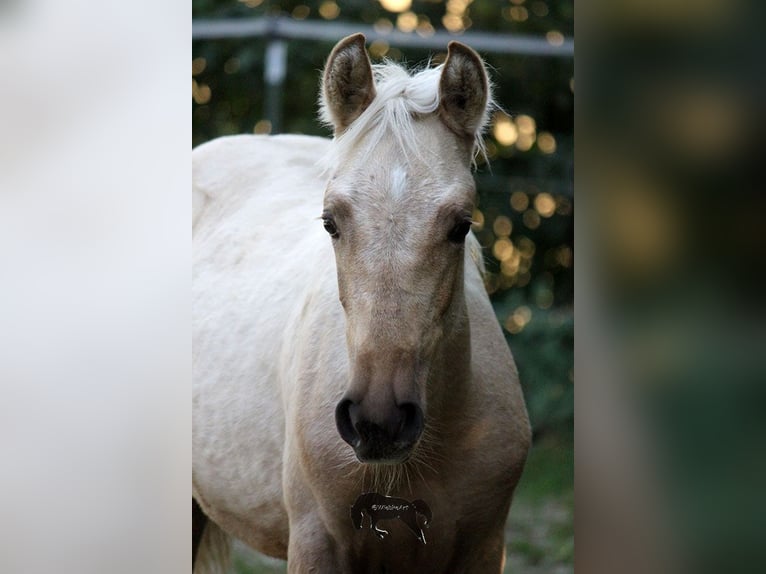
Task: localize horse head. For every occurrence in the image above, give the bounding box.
[321,34,491,464]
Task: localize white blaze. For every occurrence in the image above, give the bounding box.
[390,166,408,200]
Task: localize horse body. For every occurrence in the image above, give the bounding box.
[193,35,530,573]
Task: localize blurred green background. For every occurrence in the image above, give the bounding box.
[193,1,573,571]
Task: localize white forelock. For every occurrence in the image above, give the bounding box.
[319,61,493,172]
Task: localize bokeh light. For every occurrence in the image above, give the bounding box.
[493,237,515,261]
[546,30,565,46]
[516,114,537,135]
[416,16,435,37]
[501,254,520,277]
[224,58,240,75]
[505,305,533,334]
[556,245,573,268]
[509,6,529,22]
[396,11,418,33]
[291,5,310,19]
[510,191,530,212]
[192,58,206,76]
[493,112,518,147]
[379,0,412,13]
[493,215,513,237]
[523,209,541,229]
[517,235,536,258]
[373,18,394,33]
[253,119,272,134]
[319,1,340,20]
[369,40,390,59]
[514,114,537,151]
[556,196,573,216]
[192,80,211,105]
[442,13,465,32]
[537,131,557,154]
[534,192,557,217]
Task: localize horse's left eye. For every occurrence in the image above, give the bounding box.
[323,217,339,238]
[447,219,472,243]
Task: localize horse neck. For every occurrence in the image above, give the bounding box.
[425,282,472,427]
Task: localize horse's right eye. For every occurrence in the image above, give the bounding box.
[447,219,472,243]
[323,217,339,238]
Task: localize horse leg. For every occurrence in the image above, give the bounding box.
[287,515,347,574]
[192,498,207,568]
[452,528,506,574]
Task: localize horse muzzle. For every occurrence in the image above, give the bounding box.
[335,399,424,463]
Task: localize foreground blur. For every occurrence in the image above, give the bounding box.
[0,1,189,573]
[578,1,765,573]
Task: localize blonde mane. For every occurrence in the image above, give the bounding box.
[319,60,493,171]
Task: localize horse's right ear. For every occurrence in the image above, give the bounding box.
[438,41,490,139]
[321,34,376,134]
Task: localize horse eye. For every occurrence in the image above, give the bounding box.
[448,219,472,243]
[323,217,339,238]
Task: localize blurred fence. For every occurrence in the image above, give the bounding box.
[192,16,573,132]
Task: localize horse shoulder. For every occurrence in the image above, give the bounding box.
[463,256,532,475]
[193,134,334,556]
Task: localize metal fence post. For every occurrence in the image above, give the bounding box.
[264,37,287,133]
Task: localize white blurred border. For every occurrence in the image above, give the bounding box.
[0,2,189,572]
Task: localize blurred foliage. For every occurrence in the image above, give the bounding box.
[193,1,574,441]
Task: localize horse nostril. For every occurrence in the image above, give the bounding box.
[337,399,423,461]
[397,402,424,446]
[335,399,360,448]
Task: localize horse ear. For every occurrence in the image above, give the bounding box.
[321,33,376,134]
[438,41,490,138]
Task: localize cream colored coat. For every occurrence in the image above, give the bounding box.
[193,36,530,574]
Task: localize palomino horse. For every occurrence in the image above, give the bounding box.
[193,34,531,573]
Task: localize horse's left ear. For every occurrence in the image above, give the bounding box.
[321,33,377,134]
[438,41,490,139]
